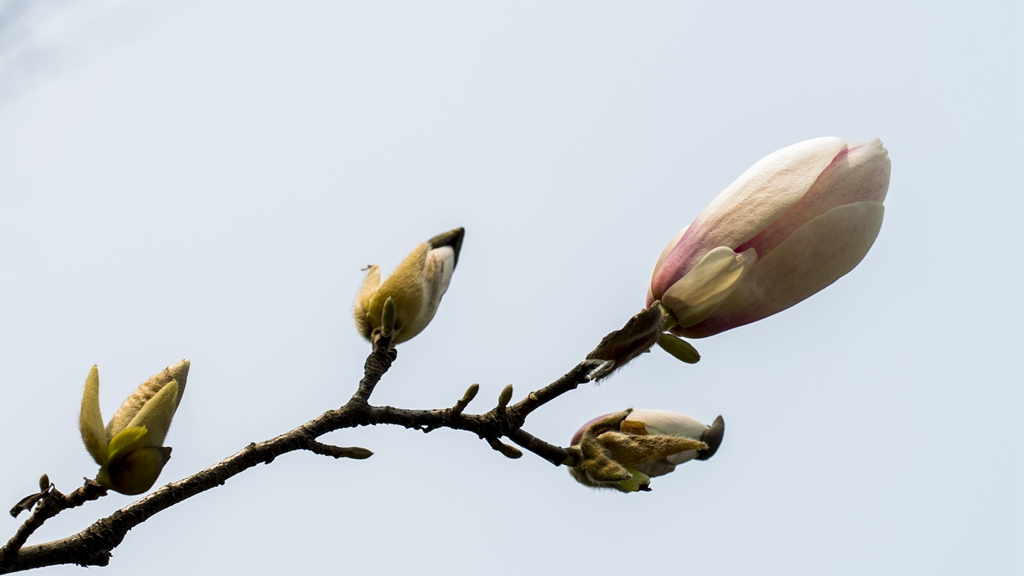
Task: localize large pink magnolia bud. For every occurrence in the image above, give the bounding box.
[648,137,890,338]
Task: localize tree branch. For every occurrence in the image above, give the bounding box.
[0,310,647,573]
[0,482,107,569]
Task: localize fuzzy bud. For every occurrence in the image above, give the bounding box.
[649,138,890,338]
[78,361,190,495]
[568,409,724,492]
[354,228,464,344]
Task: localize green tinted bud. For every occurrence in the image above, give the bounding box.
[460,383,479,405]
[78,361,191,496]
[352,228,465,345]
[340,447,373,459]
[495,442,522,459]
[618,469,651,492]
[656,332,701,364]
[106,360,190,440]
[380,296,397,337]
[102,446,172,495]
[497,384,513,408]
[79,365,108,466]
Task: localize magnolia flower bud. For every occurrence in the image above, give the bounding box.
[649,138,890,338]
[354,227,464,344]
[568,409,724,492]
[78,360,190,495]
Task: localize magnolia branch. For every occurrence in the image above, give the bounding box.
[1,133,891,572]
[0,309,656,573]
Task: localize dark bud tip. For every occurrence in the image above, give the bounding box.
[697,415,725,461]
[427,227,465,268]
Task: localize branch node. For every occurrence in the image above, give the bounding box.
[1,307,650,572]
[8,482,50,519]
[1,479,107,571]
[584,304,664,381]
[351,330,397,404]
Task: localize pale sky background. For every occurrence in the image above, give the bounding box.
[0,1,1020,575]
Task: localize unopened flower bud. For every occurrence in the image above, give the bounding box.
[649,138,890,338]
[354,228,464,344]
[78,360,191,495]
[568,409,724,492]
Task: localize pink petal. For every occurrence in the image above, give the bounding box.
[680,201,885,338]
[652,137,846,298]
[647,226,688,306]
[737,139,890,260]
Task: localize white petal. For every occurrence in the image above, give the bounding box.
[628,410,706,465]
[662,246,756,327]
[628,409,708,439]
[655,137,846,294]
[696,137,847,241]
[666,451,700,465]
[736,138,890,259]
[684,201,884,337]
[427,245,456,298]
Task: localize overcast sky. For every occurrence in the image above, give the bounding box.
[0,1,1019,574]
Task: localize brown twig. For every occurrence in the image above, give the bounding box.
[0,309,651,573]
[508,429,582,467]
[0,481,107,570]
[349,331,396,405]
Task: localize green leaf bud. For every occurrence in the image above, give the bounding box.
[460,383,480,405]
[340,447,374,459]
[495,442,523,459]
[656,332,701,364]
[380,296,397,337]
[497,384,513,408]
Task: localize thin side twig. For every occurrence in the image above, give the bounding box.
[0,481,107,568]
[1,309,645,573]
